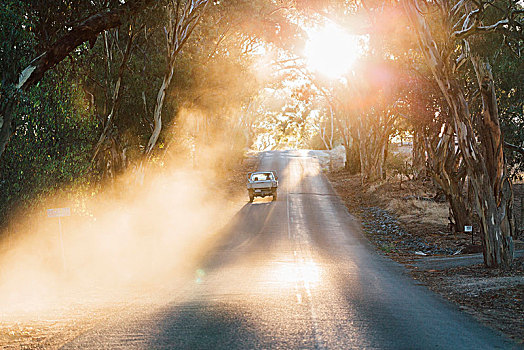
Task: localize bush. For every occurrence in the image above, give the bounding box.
[0,70,98,225]
[385,151,412,181]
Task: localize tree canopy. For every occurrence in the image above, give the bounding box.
[0,0,522,267]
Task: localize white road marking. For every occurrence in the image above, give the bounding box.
[287,154,325,349]
[287,187,292,240]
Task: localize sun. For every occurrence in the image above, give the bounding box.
[305,22,364,79]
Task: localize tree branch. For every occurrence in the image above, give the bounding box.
[16,0,157,91]
[453,19,509,39]
[504,141,524,156]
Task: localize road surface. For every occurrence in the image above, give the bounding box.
[63,150,517,349]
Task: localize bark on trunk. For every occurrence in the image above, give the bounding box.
[319,123,330,150]
[333,111,360,173]
[358,129,386,182]
[346,140,361,174]
[470,55,514,267]
[92,26,135,168]
[328,104,334,149]
[424,123,472,232]
[145,67,174,154]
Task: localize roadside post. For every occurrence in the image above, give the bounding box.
[47,207,71,270]
[465,225,473,245]
[521,196,523,232]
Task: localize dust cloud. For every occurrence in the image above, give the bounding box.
[0,125,248,318]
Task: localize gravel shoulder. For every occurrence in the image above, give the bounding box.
[327,168,524,345]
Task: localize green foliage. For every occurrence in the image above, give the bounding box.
[493,44,524,176]
[379,242,396,253]
[0,68,98,222]
[0,0,35,85]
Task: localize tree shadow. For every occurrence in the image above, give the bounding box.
[197,201,278,272]
[144,300,264,349]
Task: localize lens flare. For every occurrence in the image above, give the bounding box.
[305,22,365,79]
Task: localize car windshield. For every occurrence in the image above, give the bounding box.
[251,173,273,181]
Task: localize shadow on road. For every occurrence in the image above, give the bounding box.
[197,201,278,273]
[145,300,263,349]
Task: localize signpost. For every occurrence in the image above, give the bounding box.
[465,225,473,245]
[47,208,71,270]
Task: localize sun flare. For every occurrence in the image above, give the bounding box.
[305,22,364,79]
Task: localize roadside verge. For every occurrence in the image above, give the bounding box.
[326,168,524,345]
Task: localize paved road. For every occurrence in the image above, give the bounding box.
[63,150,518,349]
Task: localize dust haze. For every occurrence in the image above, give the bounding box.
[0,109,249,318]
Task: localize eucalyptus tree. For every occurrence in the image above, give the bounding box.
[0,0,159,160]
[297,0,521,266]
[144,0,211,157]
[396,71,475,232]
[492,36,524,176]
[321,0,521,266]
[89,23,140,179]
[0,0,102,222]
[402,0,523,267]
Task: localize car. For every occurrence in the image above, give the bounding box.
[247,171,278,202]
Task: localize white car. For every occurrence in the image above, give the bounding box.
[247,171,278,202]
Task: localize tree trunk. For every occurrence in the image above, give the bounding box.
[359,126,387,182]
[447,179,471,232]
[424,123,472,232]
[145,66,174,155]
[358,112,394,182]
[412,126,425,179]
[339,119,361,173]
[328,104,334,149]
[332,110,356,172]
[403,0,514,267]
[346,140,361,174]
[92,27,134,162]
[319,123,331,150]
[470,55,514,267]
[143,0,210,157]
[0,96,15,160]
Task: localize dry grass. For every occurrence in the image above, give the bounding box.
[358,175,449,232]
[326,168,472,251]
[386,198,448,227]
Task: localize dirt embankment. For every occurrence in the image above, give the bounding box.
[327,168,524,345]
